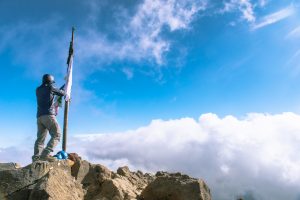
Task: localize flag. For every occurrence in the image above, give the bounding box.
[64,47,73,101]
[54,28,74,115]
[64,27,74,102]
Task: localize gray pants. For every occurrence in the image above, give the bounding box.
[33,115,61,159]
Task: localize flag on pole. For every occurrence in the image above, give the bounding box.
[64,40,74,102]
[54,28,74,115]
[65,27,74,101]
[62,27,75,152]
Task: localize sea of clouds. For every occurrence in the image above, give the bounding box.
[2,112,300,199]
[67,112,300,200]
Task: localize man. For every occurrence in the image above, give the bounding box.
[32,74,65,162]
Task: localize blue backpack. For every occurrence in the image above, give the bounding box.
[54,150,68,160]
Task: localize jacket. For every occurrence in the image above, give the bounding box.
[36,83,65,118]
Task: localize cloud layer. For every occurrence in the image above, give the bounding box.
[68,112,300,200]
[2,112,300,199]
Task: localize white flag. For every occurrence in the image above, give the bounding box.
[64,54,73,101]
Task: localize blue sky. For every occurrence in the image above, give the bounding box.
[1,1,300,199]
[1,0,300,136]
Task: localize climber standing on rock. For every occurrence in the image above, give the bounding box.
[32,74,65,162]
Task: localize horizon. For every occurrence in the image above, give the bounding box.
[1,0,300,199]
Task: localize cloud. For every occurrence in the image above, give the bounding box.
[0,17,69,78]
[79,0,207,66]
[0,0,206,79]
[0,0,288,72]
[122,67,134,80]
[128,0,207,64]
[67,112,300,200]
[2,112,300,199]
[286,26,300,39]
[0,146,32,165]
[239,0,256,22]
[285,49,300,77]
[221,0,256,23]
[258,0,268,7]
[252,6,295,30]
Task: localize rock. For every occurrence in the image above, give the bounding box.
[71,160,92,183]
[94,164,112,183]
[0,160,212,200]
[68,153,82,163]
[29,167,84,200]
[117,166,146,190]
[67,159,75,167]
[117,166,131,176]
[0,160,76,200]
[83,165,153,200]
[0,162,21,171]
[73,162,113,200]
[140,172,212,200]
[96,178,137,200]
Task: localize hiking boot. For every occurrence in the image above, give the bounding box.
[40,155,57,162]
[32,156,40,162]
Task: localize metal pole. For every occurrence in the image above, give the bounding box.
[62,100,69,151]
[62,27,74,152]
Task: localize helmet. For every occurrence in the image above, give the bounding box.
[42,74,55,84]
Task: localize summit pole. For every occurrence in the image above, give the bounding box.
[62,27,75,152]
[62,100,69,151]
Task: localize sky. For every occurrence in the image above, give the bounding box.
[0,0,300,199]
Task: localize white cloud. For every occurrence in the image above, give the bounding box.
[258,0,268,7]
[285,49,300,77]
[286,26,300,39]
[0,0,207,78]
[221,0,256,23]
[2,112,300,199]
[122,67,134,80]
[239,0,256,22]
[130,0,206,32]
[0,146,32,165]
[0,0,290,71]
[79,0,207,65]
[67,112,300,200]
[252,6,295,30]
[0,18,70,79]
[128,0,207,64]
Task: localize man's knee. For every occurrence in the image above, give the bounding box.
[35,135,46,145]
[53,133,61,142]
[49,117,61,139]
[53,127,61,140]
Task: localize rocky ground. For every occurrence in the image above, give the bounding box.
[0,159,212,200]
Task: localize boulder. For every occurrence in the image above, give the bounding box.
[71,160,93,183]
[0,160,79,200]
[0,162,21,171]
[29,167,84,200]
[82,164,138,200]
[0,160,212,200]
[117,166,154,192]
[83,165,153,200]
[95,178,137,200]
[140,172,212,200]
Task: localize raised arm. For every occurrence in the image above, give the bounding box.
[51,85,65,97]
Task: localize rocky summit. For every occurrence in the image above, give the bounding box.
[0,159,212,200]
